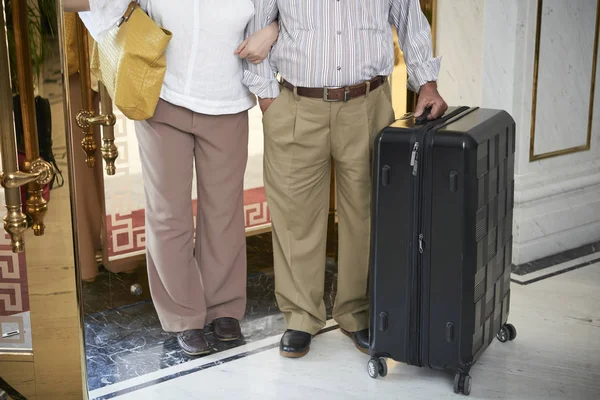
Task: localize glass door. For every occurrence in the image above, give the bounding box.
[0,1,437,398]
[0,1,87,398]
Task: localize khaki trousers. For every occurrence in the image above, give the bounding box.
[263,81,395,335]
[135,100,248,333]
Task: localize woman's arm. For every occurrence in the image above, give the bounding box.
[235,20,279,64]
[77,0,133,42]
[64,0,90,12]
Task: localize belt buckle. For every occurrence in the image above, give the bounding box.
[323,87,350,102]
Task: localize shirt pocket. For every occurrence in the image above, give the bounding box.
[283,0,326,32]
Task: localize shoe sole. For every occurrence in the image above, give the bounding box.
[280,347,310,358]
[215,335,241,342]
[181,348,211,357]
[340,329,369,355]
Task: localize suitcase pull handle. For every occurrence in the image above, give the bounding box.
[415,107,432,125]
[381,165,391,186]
[449,171,459,192]
[445,322,455,342]
[379,312,388,331]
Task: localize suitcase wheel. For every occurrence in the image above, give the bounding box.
[453,373,472,396]
[496,323,517,343]
[367,357,387,379]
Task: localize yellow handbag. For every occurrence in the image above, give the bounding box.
[65,12,99,92]
[90,1,172,120]
[64,13,79,75]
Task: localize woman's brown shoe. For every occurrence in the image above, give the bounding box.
[177,329,211,356]
[213,317,242,342]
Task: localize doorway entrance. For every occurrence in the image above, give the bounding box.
[0,1,437,398]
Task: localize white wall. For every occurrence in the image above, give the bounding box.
[436,0,600,264]
[435,0,485,106]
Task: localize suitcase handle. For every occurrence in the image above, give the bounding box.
[415,107,432,125]
[416,106,474,127]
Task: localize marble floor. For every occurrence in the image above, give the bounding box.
[85,261,600,400]
[83,232,339,391]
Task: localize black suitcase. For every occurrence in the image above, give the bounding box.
[367,106,517,396]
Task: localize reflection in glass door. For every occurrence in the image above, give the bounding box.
[0,0,87,398]
[0,0,438,397]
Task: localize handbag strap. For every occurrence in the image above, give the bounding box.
[117,1,140,27]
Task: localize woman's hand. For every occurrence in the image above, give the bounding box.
[235,21,279,64]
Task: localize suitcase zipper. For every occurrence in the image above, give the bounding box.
[416,126,437,367]
[408,130,426,367]
[410,142,419,176]
[412,125,435,367]
[410,106,472,368]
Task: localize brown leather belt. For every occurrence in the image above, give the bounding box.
[281,76,387,102]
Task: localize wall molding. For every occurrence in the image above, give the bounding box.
[528,0,600,161]
[514,161,600,205]
[513,161,600,264]
[513,219,600,265]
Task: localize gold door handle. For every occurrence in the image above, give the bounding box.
[0,0,54,252]
[76,109,116,129]
[9,0,54,237]
[98,82,119,176]
[75,18,118,174]
[75,82,118,175]
[2,161,54,189]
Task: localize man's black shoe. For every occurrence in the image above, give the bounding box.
[341,328,369,354]
[280,329,312,358]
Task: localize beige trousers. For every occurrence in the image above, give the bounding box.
[262,81,395,335]
[134,100,248,333]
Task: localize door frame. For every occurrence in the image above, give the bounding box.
[0,1,439,398]
[0,1,88,398]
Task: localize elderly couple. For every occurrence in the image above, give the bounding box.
[75,0,447,357]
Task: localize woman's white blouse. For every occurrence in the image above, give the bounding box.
[79,0,257,116]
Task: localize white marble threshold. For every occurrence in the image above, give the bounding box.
[90,264,600,400]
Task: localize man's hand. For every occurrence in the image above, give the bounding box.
[414,82,448,120]
[259,98,276,114]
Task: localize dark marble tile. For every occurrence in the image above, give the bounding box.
[246,233,276,275]
[82,266,152,315]
[82,267,112,315]
[85,232,340,391]
[512,240,600,276]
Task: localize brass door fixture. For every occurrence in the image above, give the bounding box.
[74,17,118,174]
[0,0,54,248]
[1,4,93,398]
[98,82,119,175]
